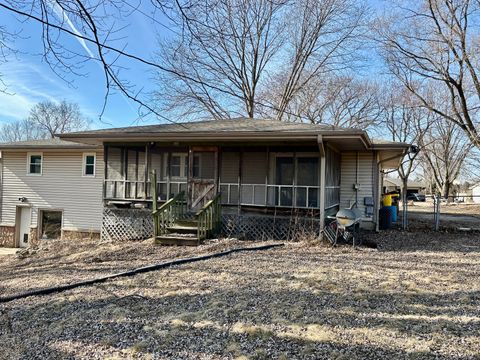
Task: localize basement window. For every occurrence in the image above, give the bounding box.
[40,210,62,240]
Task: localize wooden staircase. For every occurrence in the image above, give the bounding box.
[151,172,222,246]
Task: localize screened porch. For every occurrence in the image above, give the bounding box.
[103,144,341,211]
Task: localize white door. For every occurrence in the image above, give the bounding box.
[17,207,31,248]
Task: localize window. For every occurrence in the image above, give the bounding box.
[170,153,188,178]
[40,210,62,239]
[83,153,96,176]
[27,153,42,175]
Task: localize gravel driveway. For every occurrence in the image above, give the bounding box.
[1,232,480,359]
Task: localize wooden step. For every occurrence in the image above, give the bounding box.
[155,233,201,246]
[166,225,198,234]
[175,219,199,227]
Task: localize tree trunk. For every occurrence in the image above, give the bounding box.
[443,182,451,203]
[401,177,408,230]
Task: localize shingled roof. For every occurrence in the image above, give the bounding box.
[60,118,352,137]
[0,138,100,149]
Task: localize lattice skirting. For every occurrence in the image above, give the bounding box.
[221,214,321,241]
[102,208,153,241]
[102,208,320,242]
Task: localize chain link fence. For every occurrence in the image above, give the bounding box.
[400,195,480,231]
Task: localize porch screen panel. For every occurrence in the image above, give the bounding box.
[242,152,267,205]
[296,157,319,207]
[137,150,146,198]
[150,151,165,200]
[106,147,122,198]
[275,157,294,206]
[150,152,163,179]
[220,152,239,204]
[126,150,143,199]
[325,146,341,209]
[107,147,122,180]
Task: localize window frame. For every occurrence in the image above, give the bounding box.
[169,153,188,179]
[82,152,96,177]
[27,152,43,176]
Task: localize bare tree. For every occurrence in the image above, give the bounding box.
[1,1,368,123]
[377,0,480,148]
[28,100,90,137]
[155,0,286,120]
[382,84,434,228]
[0,100,90,142]
[419,118,474,199]
[156,0,367,120]
[0,119,45,142]
[275,75,382,130]
[273,0,367,120]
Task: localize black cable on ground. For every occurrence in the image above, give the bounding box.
[0,243,284,304]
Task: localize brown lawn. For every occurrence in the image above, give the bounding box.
[1,231,480,359]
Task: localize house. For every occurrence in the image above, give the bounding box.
[58,118,409,243]
[383,177,426,196]
[469,183,480,203]
[0,139,104,248]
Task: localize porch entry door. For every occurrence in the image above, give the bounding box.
[188,146,218,210]
[16,206,31,248]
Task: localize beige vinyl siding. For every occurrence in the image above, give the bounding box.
[1,150,103,232]
[340,152,375,222]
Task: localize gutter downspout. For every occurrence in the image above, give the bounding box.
[317,135,326,239]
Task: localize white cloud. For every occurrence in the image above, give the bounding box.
[0,91,36,120]
[50,2,95,59]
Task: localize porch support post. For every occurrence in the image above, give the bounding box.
[188,146,193,208]
[214,148,219,193]
[375,152,381,232]
[318,135,326,238]
[123,147,128,200]
[144,143,149,200]
[265,146,269,206]
[103,144,108,203]
[238,150,243,215]
[135,150,139,199]
[166,152,171,200]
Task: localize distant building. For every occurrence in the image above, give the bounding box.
[470,183,480,204]
[383,177,426,196]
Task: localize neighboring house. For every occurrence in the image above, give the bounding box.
[0,139,103,248]
[470,183,480,204]
[383,177,426,196]
[58,118,409,243]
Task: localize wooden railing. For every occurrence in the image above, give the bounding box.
[196,193,222,240]
[219,183,320,208]
[105,179,186,200]
[151,171,186,237]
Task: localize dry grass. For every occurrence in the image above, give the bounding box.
[0,237,276,298]
[1,232,480,359]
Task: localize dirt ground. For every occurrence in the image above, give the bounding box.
[1,231,480,359]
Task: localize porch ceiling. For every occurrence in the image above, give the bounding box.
[323,136,369,151]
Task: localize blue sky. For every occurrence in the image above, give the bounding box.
[0,1,386,130]
[0,3,173,129]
